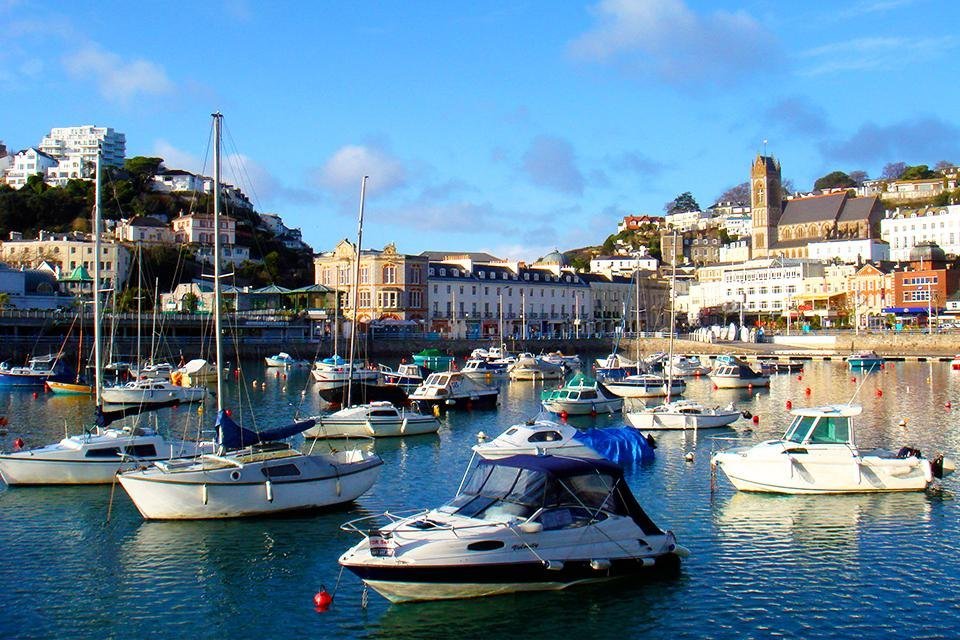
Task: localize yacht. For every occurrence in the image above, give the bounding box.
[338,454,686,603]
[540,351,581,369]
[846,351,884,370]
[603,373,686,399]
[101,379,207,405]
[412,348,454,372]
[540,372,623,415]
[461,358,509,380]
[379,363,429,391]
[708,360,769,389]
[303,401,440,438]
[508,353,564,381]
[625,400,742,431]
[666,355,710,377]
[711,404,956,493]
[312,355,379,389]
[264,352,310,368]
[130,362,174,380]
[0,355,73,387]
[408,371,499,414]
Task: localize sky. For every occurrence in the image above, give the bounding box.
[2,0,959,261]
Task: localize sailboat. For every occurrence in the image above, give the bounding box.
[0,148,214,486]
[47,310,94,394]
[117,113,382,518]
[625,232,740,431]
[305,176,439,440]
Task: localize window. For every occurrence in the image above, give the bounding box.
[383,265,397,284]
[360,267,370,284]
[378,291,399,308]
[410,291,422,308]
[358,291,371,307]
[262,464,301,478]
[411,266,422,284]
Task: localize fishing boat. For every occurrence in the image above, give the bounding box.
[508,353,564,381]
[666,355,710,377]
[408,371,499,414]
[264,352,310,368]
[0,148,213,485]
[101,378,207,405]
[541,372,623,415]
[116,115,382,519]
[473,419,655,463]
[625,400,742,430]
[602,373,686,399]
[711,404,955,493]
[312,354,379,389]
[539,351,581,369]
[338,454,686,603]
[379,363,429,391]
[303,401,440,439]
[770,360,804,373]
[847,351,884,370]
[412,348,455,372]
[0,355,73,387]
[460,358,509,379]
[708,360,770,389]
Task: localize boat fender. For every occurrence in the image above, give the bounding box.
[202,484,208,505]
[741,410,752,419]
[543,560,564,571]
[645,433,657,449]
[265,480,274,502]
[590,559,611,571]
[931,454,949,479]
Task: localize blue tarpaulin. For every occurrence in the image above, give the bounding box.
[574,427,655,465]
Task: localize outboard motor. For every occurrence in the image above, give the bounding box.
[931,454,957,479]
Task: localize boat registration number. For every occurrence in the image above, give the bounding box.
[369,535,393,557]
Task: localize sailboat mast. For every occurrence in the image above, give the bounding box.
[634,268,640,365]
[498,292,504,348]
[346,176,368,407]
[212,112,224,411]
[151,276,158,362]
[92,148,103,407]
[666,230,678,402]
[136,243,142,369]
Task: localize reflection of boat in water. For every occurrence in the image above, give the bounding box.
[714,491,933,548]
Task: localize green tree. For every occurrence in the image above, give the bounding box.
[181,292,199,313]
[899,164,936,181]
[664,192,700,214]
[813,171,855,191]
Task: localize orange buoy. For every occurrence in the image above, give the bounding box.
[804,387,811,395]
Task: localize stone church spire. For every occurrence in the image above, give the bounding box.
[750,154,782,258]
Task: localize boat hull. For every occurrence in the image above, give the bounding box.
[541,398,622,415]
[625,410,739,430]
[343,554,681,604]
[304,416,439,438]
[0,455,136,485]
[603,381,686,398]
[46,381,93,395]
[712,448,933,494]
[508,369,564,381]
[708,375,770,389]
[411,393,499,414]
[101,386,207,404]
[118,455,382,519]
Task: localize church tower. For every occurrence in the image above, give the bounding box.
[750,155,782,258]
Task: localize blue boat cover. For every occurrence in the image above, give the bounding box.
[321,355,346,366]
[217,410,315,450]
[574,427,655,464]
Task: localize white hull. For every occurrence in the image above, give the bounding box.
[118,450,382,519]
[0,456,140,485]
[541,398,622,415]
[603,381,686,398]
[101,385,207,404]
[713,447,933,493]
[304,416,439,438]
[709,375,769,389]
[625,409,739,430]
[508,368,564,381]
[363,577,611,604]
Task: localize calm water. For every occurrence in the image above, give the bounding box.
[2,360,960,639]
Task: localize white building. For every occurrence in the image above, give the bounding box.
[719,240,750,263]
[3,148,59,189]
[37,125,125,186]
[664,210,711,232]
[717,212,753,238]
[0,231,132,290]
[589,253,659,276]
[880,205,960,260]
[807,238,890,264]
[152,169,205,193]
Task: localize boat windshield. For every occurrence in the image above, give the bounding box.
[784,414,851,444]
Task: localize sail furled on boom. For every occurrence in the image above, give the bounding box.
[216,410,314,450]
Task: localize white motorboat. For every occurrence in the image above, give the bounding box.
[116,115,383,519]
[303,401,440,438]
[312,354,379,389]
[461,358,509,380]
[409,371,499,414]
[540,372,623,415]
[101,379,207,405]
[708,361,770,389]
[666,355,710,377]
[0,424,213,485]
[379,363,429,391]
[711,404,956,494]
[264,352,310,368]
[625,400,742,431]
[473,419,655,464]
[508,353,564,381]
[338,453,686,603]
[594,353,636,369]
[540,351,581,369]
[603,374,686,399]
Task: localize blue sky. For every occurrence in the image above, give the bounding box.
[3,0,958,260]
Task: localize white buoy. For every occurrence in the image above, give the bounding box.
[898,418,907,427]
[477,431,487,440]
[684,452,694,462]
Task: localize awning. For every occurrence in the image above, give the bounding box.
[881,307,943,315]
[795,292,845,302]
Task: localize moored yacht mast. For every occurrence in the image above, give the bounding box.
[93,148,104,408]
[345,176,368,407]
[212,112,224,412]
[666,229,678,402]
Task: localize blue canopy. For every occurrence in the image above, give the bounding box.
[216,410,315,450]
[476,453,625,479]
[574,427,655,465]
[321,355,346,366]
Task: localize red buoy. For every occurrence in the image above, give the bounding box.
[752,415,760,424]
[804,387,811,395]
[32,392,38,399]
[275,371,280,378]
[712,384,718,390]
[851,377,857,383]
[225,409,232,417]
[876,389,883,397]
[560,410,569,420]
[13,437,24,450]
[797,375,803,381]
[785,400,792,409]
[313,587,333,611]
[945,401,952,409]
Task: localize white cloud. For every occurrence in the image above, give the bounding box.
[63,44,173,103]
[152,140,204,174]
[314,145,407,197]
[799,36,957,76]
[569,0,779,85]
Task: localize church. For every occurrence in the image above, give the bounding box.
[750,155,883,259]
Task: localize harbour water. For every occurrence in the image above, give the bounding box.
[1,360,959,639]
